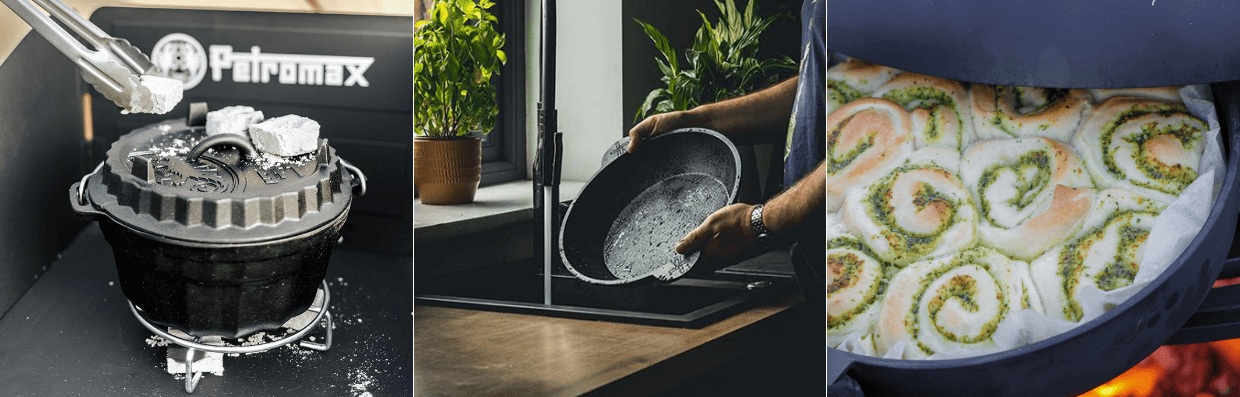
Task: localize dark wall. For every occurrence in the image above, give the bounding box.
[621,0,804,133]
[0,34,89,319]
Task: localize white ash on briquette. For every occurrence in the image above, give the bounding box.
[165,330,224,376]
[120,75,183,115]
[251,152,314,169]
[249,115,321,157]
[207,106,265,137]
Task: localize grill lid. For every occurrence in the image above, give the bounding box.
[74,105,357,245]
[829,0,1240,88]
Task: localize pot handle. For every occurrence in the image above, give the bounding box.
[600,137,630,167]
[69,161,105,217]
[187,134,257,162]
[829,350,858,388]
[338,158,367,197]
[1167,281,1240,344]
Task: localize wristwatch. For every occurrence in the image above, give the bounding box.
[749,204,780,250]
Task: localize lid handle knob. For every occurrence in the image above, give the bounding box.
[187,102,208,127]
[187,134,257,162]
[130,155,156,182]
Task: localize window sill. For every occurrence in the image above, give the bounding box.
[414,180,586,243]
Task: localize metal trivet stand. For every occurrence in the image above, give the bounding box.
[127,280,334,393]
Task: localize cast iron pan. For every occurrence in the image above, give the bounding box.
[829,81,1240,397]
[558,128,741,286]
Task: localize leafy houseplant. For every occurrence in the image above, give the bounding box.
[633,0,797,123]
[414,0,507,204]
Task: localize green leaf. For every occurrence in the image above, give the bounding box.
[496,49,507,64]
[655,57,673,77]
[633,18,678,72]
[457,0,476,17]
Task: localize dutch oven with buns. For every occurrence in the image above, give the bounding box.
[69,103,366,339]
[829,2,1240,396]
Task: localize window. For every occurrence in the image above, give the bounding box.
[479,0,526,185]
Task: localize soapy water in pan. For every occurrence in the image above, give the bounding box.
[602,173,730,279]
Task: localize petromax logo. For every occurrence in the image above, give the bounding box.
[151,33,375,90]
[151,33,208,89]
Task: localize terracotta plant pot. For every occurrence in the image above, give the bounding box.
[414,136,482,205]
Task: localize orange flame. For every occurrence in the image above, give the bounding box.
[1079,365,1162,397]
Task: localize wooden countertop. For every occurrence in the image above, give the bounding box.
[414,293,805,397]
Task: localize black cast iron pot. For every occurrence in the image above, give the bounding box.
[69,104,365,339]
[558,128,742,286]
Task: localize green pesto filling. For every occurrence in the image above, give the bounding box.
[993,87,1070,134]
[882,87,962,148]
[1022,288,1033,310]
[865,167,964,264]
[905,252,1006,355]
[923,105,943,143]
[1093,225,1150,291]
[828,253,863,294]
[829,80,865,109]
[829,235,896,297]
[1099,103,1197,179]
[1058,210,1159,321]
[1122,122,1202,195]
[827,113,877,176]
[827,252,884,329]
[912,184,953,212]
[976,151,1052,227]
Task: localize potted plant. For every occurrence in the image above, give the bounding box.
[414,0,507,204]
[633,0,796,122]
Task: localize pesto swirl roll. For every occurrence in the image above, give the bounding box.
[827,97,915,212]
[1088,86,1183,103]
[961,137,1095,261]
[1031,188,1166,322]
[828,233,891,346]
[1073,97,1207,204]
[874,247,1040,359]
[971,85,1091,142]
[828,58,902,111]
[871,73,976,151]
[842,147,977,266]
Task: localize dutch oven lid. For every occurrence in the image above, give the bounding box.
[75,111,357,245]
[829,0,1240,88]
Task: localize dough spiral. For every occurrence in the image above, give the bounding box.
[842,147,977,265]
[1073,98,1208,204]
[828,58,902,111]
[872,73,976,151]
[828,233,891,346]
[827,97,915,212]
[960,137,1095,261]
[1031,188,1166,322]
[971,85,1091,142]
[874,247,1040,359]
[1089,87,1183,103]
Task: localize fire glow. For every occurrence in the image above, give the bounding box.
[1079,277,1240,397]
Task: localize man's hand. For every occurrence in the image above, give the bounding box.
[626,77,799,153]
[675,203,759,270]
[626,110,699,153]
[675,162,826,271]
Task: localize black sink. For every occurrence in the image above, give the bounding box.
[415,251,797,328]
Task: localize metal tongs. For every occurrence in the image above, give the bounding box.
[0,0,160,109]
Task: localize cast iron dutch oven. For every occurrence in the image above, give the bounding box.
[558,128,741,286]
[69,103,366,339]
[828,2,1240,395]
